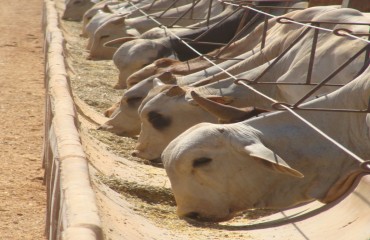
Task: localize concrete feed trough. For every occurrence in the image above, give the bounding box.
[43,0,370,239]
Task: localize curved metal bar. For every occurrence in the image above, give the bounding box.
[333,28,370,37]
[276,17,370,26]
[234,78,254,85]
[360,161,370,172]
[272,104,370,113]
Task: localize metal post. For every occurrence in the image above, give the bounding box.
[214,12,261,58]
[193,7,243,41]
[293,44,369,107]
[252,26,312,83]
[156,0,183,18]
[260,14,269,50]
[305,24,320,85]
[168,0,202,27]
[206,0,214,27]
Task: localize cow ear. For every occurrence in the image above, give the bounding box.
[153,78,165,87]
[104,37,137,48]
[155,58,179,68]
[155,72,176,85]
[165,86,186,97]
[205,95,234,105]
[102,4,113,13]
[244,143,304,178]
[189,94,234,105]
[111,15,126,25]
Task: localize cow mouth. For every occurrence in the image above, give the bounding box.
[148,157,162,163]
[181,209,235,223]
[115,131,138,138]
[97,125,138,138]
[131,150,162,163]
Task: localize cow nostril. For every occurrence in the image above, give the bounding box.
[131,151,138,157]
[185,212,200,220]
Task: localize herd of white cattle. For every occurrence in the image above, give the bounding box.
[63,0,370,222]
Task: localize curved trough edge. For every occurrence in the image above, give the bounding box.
[42,0,102,239]
[45,0,370,239]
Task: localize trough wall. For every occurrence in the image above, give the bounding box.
[42,0,102,239]
[41,0,370,239]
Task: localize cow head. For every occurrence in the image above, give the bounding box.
[98,78,163,136]
[162,123,303,222]
[89,13,140,60]
[133,86,232,161]
[112,39,172,89]
[126,58,180,88]
[81,2,116,37]
[84,10,113,50]
[190,91,269,123]
[63,0,99,21]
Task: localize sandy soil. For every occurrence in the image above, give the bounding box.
[0,0,46,239]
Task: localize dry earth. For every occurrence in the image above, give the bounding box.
[0,0,46,239]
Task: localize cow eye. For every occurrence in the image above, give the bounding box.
[73,0,83,5]
[193,157,212,168]
[126,97,143,107]
[100,35,110,39]
[147,111,171,130]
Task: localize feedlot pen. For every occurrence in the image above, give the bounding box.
[43,0,370,239]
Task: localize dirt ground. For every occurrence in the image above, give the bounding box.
[0,0,46,239]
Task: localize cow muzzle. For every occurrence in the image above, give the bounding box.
[131,150,161,162]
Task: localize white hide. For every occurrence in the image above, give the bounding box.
[81,1,122,37]
[134,85,218,160]
[124,3,318,87]
[85,10,115,49]
[162,67,370,221]
[98,78,165,136]
[134,8,369,161]
[63,0,100,21]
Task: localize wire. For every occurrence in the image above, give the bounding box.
[220,0,370,43]
[127,0,369,165]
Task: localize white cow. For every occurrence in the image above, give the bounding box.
[80,0,157,37]
[122,0,225,33]
[63,0,101,21]
[87,0,196,59]
[98,78,170,136]
[82,0,158,47]
[99,7,367,148]
[99,10,291,133]
[84,10,120,50]
[162,66,370,221]
[133,9,369,161]
[111,1,310,88]
[88,4,237,60]
[125,3,315,86]
[81,1,122,37]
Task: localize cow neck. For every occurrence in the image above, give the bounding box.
[230,125,309,210]
[244,71,370,204]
